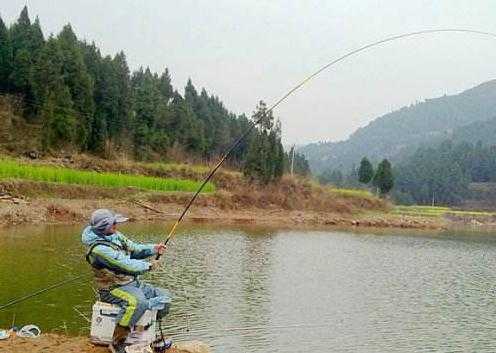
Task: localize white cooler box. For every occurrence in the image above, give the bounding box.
[90,301,158,345]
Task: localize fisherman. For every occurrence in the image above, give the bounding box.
[82,209,171,353]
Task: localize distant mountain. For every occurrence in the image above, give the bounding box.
[300,80,496,174]
[451,115,496,145]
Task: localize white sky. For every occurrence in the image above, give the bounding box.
[3,1,496,145]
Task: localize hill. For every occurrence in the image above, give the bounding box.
[300,80,496,174]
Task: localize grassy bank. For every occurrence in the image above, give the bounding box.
[393,205,496,218]
[0,159,215,193]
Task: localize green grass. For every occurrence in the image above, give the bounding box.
[393,205,495,218]
[328,187,375,199]
[0,159,215,193]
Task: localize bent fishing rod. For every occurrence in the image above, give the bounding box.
[156,28,496,257]
[1,28,496,311]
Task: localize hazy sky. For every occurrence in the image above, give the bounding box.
[3,1,496,145]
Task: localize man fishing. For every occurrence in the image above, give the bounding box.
[82,209,172,353]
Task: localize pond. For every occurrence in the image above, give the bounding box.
[1,223,496,352]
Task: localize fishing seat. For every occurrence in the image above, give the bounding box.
[90,301,158,346]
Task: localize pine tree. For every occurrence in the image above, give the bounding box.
[9,8,32,93]
[373,159,394,195]
[41,84,76,150]
[131,68,159,159]
[169,91,204,155]
[244,133,266,183]
[0,15,12,91]
[10,6,32,55]
[243,101,284,184]
[358,157,374,184]
[57,24,94,148]
[184,78,198,107]
[32,36,64,108]
[113,51,131,134]
[229,113,251,166]
[158,68,173,102]
[10,49,31,92]
[30,17,45,54]
[270,120,285,180]
[9,6,44,101]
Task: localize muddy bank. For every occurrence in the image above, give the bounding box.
[0,163,450,230]
[0,333,209,353]
[0,333,108,353]
[0,192,442,230]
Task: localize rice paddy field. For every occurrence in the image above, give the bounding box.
[0,159,215,193]
[393,205,496,218]
[329,187,375,199]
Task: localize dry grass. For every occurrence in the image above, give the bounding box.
[208,176,386,213]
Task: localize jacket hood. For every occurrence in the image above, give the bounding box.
[82,226,107,245]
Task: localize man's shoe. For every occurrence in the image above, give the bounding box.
[151,338,173,352]
[109,324,130,353]
[109,342,127,353]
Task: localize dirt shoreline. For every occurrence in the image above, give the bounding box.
[0,333,209,353]
[1,155,493,230]
[0,194,445,230]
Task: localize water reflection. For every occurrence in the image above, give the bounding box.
[2,224,496,352]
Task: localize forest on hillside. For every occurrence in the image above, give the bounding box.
[300,80,496,174]
[0,6,311,181]
[319,139,496,206]
[306,77,496,206]
[394,141,496,205]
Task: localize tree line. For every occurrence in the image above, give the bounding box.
[358,157,394,195]
[394,140,496,205]
[318,138,496,206]
[0,7,312,184]
[0,7,250,161]
[318,157,394,196]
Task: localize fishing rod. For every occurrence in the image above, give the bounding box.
[1,28,496,310]
[156,28,496,258]
[0,274,91,311]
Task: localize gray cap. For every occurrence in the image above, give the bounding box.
[90,209,129,233]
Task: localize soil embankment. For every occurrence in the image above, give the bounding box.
[2,154,486,230]
[0,155,443,230]
[0,333,209,353]
[0,192,441,229]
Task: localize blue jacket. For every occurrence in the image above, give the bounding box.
[82,226,157,276]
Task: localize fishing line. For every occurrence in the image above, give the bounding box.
[158,28,496,253]
[2,28,496,310]
[169,321,335,334]
[0,273,92,311]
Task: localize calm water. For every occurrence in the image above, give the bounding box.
[1,224,496,352]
